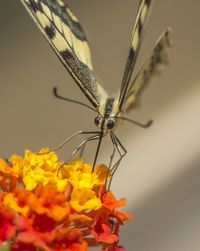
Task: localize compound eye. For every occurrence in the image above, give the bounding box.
[106,118,115,130]
[94,116,101,126]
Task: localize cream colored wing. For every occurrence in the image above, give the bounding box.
[118,0,153,111]
[123,28,171,112]
[20,0,108,108]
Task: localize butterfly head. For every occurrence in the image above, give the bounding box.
[95,97,120,134]
[94,115,116,134]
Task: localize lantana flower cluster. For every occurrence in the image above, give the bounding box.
[0,148,131,251]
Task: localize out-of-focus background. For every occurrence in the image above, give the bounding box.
[1,0,200,250]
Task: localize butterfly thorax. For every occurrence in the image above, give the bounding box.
[94,97,121,135]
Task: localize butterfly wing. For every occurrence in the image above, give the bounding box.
[20,0,107,108]
[123,29,171,112]
[118,0,153,111]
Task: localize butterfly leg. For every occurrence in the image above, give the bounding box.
[52,131,101,152]
[79,142,86,158]
[57,133,101,175]
[104,147,116,188]
[78,131,102,159]
[109,147,116,170]
[107,132,127,189]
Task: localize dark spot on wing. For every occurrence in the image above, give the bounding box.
[122,47,135,85]
[45,25,56,39]
[151,43,162,68]
[145,0,151,6]
[29,0,43,13]
[60,49,99,101]
[42,0,87,41]
[129,47,135,61]
[138,18,142,36]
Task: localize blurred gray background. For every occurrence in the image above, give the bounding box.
[1,0,200,250]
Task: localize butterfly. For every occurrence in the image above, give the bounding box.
[20,0,171,183]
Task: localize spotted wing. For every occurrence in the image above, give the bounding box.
[20,0,107,108]
[118,0,153,111]
[123,29,171,112]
